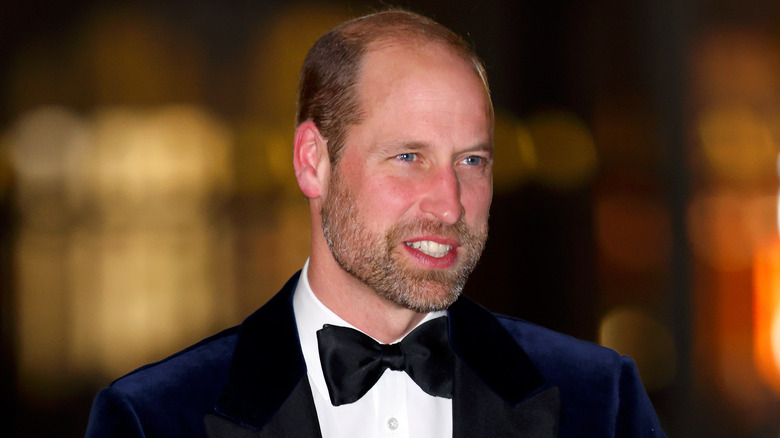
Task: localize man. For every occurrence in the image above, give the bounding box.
[86,10,666,438]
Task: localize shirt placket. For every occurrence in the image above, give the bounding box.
[378,371,409,438]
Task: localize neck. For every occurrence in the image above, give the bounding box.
[307,250,426,344]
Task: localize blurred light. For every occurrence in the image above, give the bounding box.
[6,106,92,399]
[79,228,233,378]
[769,110,780,155]
[234,120,299,196]
[690,25,780,425]
[753,155,780,394]
[146,105,233,196]
[9,104,238,397]
[595,194,671,272]
[753,238,780,394]
[692,28,779,108]
[239,199,311,311]
[599,307,677,391]
[84,105,236,374]
[6,106,91,228]
[91,105,233,222]
[492,110,535,193]
[0,139,9,196]
[527,110,598,191]
[697,106,777,187]
[15,232,72,401]
[687,192,776,271]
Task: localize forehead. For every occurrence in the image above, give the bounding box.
[358,41,489,106]
[351,42,492,141]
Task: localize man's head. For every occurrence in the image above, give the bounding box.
[296,9,492,167]
[294,10,493,313]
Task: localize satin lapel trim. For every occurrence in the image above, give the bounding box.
[448,295,560,437]
[453,360,560,438]
[448,295,546,403]
[211,272,321,435]
[206,380,322,438]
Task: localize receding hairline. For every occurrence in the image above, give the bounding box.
[365,36,491,95]
[332,11,491,94]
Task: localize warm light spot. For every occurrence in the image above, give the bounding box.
[493,110,535,192]
[772,316,780,375]
[8,104,238,396]
[6,106,91,225]
[698,107,777,186]
[244,199,312,310]
[14,232,72,401]
[692,28,780,108]
[687,192,776,271]
[599,307,677,391]
[234,120,299,196]
[90,105,233,219]
[595,195,671,272]
[527,110,598,191]
[89,229,230,377]
[754,236,780,395]
[0,139,10,195]
[768,110,780,152]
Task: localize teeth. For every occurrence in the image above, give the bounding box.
[406,240,452,258]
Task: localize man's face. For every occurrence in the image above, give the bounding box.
[320,42,493,312]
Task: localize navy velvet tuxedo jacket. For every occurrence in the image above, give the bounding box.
[85,272,666,437]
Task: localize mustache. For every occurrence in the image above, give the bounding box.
[386,217,487,244]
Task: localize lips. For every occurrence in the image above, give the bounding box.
[404,240,454,258]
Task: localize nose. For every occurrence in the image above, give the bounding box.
[419,165,463,225]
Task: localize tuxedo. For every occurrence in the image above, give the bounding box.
[85,272,665,437]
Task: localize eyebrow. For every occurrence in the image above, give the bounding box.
[460,142,494,157]
[376,140,494,157]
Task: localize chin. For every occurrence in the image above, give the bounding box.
[384,280,464,313]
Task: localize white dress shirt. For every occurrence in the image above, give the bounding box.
[293,259,453,438]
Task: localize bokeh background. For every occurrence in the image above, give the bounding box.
[2,0,780,436]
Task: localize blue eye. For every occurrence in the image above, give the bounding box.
[463,156,482,166]
[397,153,416,162]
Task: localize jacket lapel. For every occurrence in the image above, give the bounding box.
[205,272,559,437]
[206,272,323,438]
[449,296,561,438]
[205,379,321,438]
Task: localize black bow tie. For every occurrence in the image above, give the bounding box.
[316,317,454,406]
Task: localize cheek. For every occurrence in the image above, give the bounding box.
[462,181,493,222]
[354,176,419,222]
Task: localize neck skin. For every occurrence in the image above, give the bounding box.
[307,207,426,344]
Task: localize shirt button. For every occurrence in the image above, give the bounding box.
[387,417,399,430]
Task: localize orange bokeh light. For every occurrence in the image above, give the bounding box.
[754,236,780,394]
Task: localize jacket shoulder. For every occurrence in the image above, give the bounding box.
[87,326,240,437]
[495,315,620,368]
[494,314,665,437]
[112,325,239,394]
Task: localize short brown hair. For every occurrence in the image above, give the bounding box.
[296,9,491,166]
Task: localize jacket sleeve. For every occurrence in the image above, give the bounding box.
[615,356,667,437]
[85,386,146,438]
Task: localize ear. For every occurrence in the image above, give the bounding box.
[293,121,330,199]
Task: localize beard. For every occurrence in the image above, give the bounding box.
[320,169,488,313]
